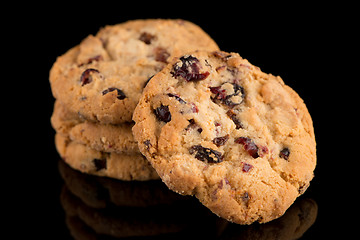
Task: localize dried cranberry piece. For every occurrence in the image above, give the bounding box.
[224,84,245,107]
[189,145,223,163]
[80,68,100,86]
[242,162,253,172]
[213,135,229,147]
[210,86,227,100]
[279,148,290,160]
[139,32,156,44]
[210,83,244,107]
[226,110,243,129]
[154,47,170,63]
[154,104,171,123]
[171,55,210,81]
[102,87,126,100]
[167,93,186,104]
[235,137,259,158]
[190,102,199,113]
[93,158,107,171]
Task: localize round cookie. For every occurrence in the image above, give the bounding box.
[50,19,219,124]
[55,134,159,181]
[51,101,138,154]
[132,50,316,224]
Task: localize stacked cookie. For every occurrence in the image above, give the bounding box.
[50,19,219,181]
[50,19,316,225]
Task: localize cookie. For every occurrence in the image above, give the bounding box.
[55,134,159,181]
[49,19,219,124]
[51,101,138,153]
[132,50,316,224]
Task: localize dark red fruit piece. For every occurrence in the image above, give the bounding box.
[226,110,243,129]
[210,83,244,107]
[154,47,170,63]
[154,105,171,123]
[213,135,229,147]
[223,84,245,107]
[139,32,156,44]
[242,162,253,172]
[190,102,199,113]
[93,158,107,171]
[235,137,259,158]
[80,68,100,86]
[171,55,210,81]
[102,87,126,100]
[210,86,227,100]
[189,145,223,163]
[279,148,290,160]
[167,93,186,104]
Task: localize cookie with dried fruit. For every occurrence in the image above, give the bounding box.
[49,19,219,124]
[132,50,316,224]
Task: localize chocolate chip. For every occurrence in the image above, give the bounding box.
[279,148,290,160]
[93,158,107,171]
[154,105,171,123]
[235,137,259,158]
[213,135,229,147]
[189,145,223,163]
[171,55,210,81]
[102,87,126,100]
[80,68,100,86]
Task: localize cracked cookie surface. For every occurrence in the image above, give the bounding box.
[132,50,316,224]
[49,19,219,124]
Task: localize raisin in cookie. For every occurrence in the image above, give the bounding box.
[55,134,159,181]
[132,50,316,224]
[51,101,138,153]
[49,19,219,124]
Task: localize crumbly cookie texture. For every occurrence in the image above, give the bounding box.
[55,134,159,181]
[49,19,219,124]
[51,101,138,154]
[132,50,316,224]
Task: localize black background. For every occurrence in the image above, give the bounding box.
[6,3,353,239]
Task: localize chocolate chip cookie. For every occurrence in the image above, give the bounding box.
[49,19,219,124]
[132,50,316,224]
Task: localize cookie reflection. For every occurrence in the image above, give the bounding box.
[59,160,317,239]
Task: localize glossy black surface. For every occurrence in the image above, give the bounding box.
[10,4,346,239]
